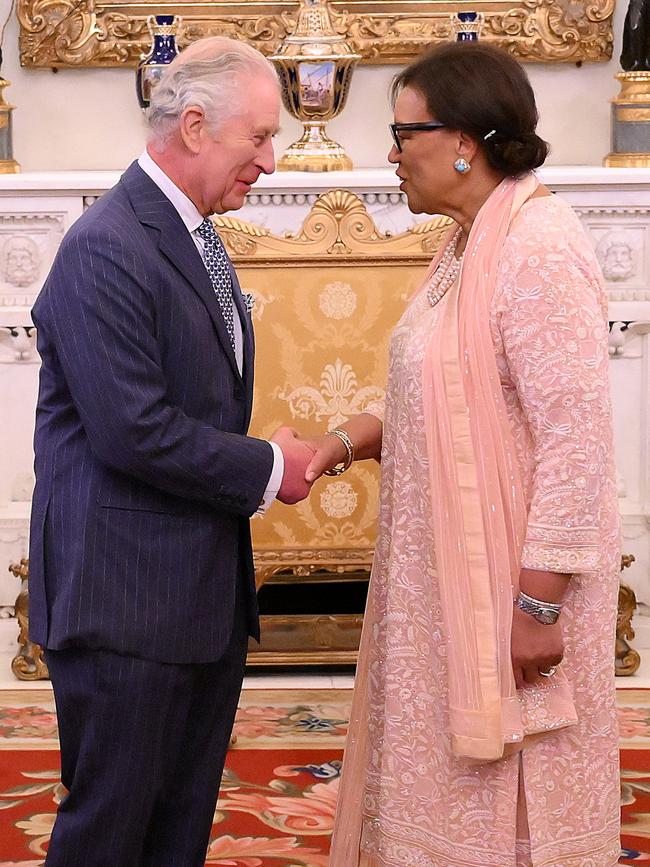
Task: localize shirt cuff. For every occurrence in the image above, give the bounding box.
[255,441,284,516]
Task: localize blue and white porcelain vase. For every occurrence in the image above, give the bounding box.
[450,11,484,41]
[136,15,181,111]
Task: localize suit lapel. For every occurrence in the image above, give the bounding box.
[229,264,255,425]
[121,162,243,385]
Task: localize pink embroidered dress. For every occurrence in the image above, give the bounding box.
[329,191,621,867]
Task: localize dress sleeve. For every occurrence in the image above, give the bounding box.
[362,399,386,424]
[494,210,618,576]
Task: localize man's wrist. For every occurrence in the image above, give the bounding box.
[256,441,284,515]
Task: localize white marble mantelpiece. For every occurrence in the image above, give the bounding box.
[1,166,650,641]
[0,165,648,192]
[1,166,650,237]
[1,167,650,311]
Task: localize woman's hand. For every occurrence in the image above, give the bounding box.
[303,434,347,482]
[511,604,564,689]
[302,413,384,483]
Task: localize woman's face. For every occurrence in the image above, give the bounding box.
[388,86,460,216]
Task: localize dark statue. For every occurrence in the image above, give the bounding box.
[621,0,650,71]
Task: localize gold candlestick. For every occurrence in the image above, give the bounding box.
[0,78,19,173]
[604,72,650,167]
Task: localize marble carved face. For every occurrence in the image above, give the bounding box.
[597,233,635,282]
[1,235,40,287]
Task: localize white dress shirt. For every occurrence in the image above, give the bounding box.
[137,150,283,513]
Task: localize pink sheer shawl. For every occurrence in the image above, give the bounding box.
[422,173,576,762]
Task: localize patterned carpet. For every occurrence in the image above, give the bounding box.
[1,686,650,865]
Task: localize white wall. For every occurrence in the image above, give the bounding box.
[1,1,627,172]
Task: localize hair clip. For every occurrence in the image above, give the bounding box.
[483,129,497,141]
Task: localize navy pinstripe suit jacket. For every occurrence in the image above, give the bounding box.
[28,161,274,663]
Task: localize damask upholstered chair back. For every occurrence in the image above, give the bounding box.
[215,190,451,588]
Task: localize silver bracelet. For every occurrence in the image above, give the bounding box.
[323,428,354,476]
[515,590,563,625]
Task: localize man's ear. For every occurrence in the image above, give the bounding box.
[179,106,205,155]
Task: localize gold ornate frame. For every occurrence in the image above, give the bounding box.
[18,0,614,68]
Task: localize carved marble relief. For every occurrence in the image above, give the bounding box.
[0,214,65,309]
[10,472,35,504]
[0,326,38,363]
[576,209,649,300]
[597,231,638,282]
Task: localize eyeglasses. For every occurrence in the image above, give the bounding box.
[389,122,447,153]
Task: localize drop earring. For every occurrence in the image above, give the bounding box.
[454,157,471,173]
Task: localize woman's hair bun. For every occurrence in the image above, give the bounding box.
[486,132,549,174]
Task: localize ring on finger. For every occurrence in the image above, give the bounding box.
[538,665,557,678]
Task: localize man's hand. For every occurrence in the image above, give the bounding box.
[270,426,316,505]
[511,604,564,689]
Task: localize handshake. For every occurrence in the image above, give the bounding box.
[270,425,348,505]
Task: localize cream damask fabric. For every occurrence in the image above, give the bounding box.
[247,264,405,553]
[334,195,621,867]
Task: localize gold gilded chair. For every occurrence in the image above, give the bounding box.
[215,190,450,664]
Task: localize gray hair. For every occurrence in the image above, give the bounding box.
[146,37,278,145]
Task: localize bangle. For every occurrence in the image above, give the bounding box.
[515,591,563,625]
[323,429,354,476]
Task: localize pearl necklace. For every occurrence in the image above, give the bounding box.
[426,227,464,308]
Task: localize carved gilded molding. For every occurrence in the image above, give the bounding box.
[9,558,49,681]
[254,546,373,589]
[18,0,614,68]
[249,614,365,666]
[215,188,452,262]
[617,555,641,677]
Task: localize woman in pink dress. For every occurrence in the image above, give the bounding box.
[305,42,621,866]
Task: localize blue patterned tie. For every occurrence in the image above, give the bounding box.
[196,218,235,349]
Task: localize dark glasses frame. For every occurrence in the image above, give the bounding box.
[389,121,447,152]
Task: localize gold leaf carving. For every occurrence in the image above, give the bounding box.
[18,0,614,68]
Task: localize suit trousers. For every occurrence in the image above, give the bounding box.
[43,596,248,867]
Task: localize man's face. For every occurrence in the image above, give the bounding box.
[195,73,280,215]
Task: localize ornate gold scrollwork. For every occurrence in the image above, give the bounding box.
[9,558,49,680]
[214,189,452,262]
[18,0,613,69]
[617,554,641,677]
[254,546,374,591]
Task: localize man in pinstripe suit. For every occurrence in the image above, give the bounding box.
[29,38,314,867]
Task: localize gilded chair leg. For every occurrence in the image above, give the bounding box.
[9,559,49,681]
[617,555,641,677]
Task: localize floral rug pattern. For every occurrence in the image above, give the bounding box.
[1,687,650,865]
